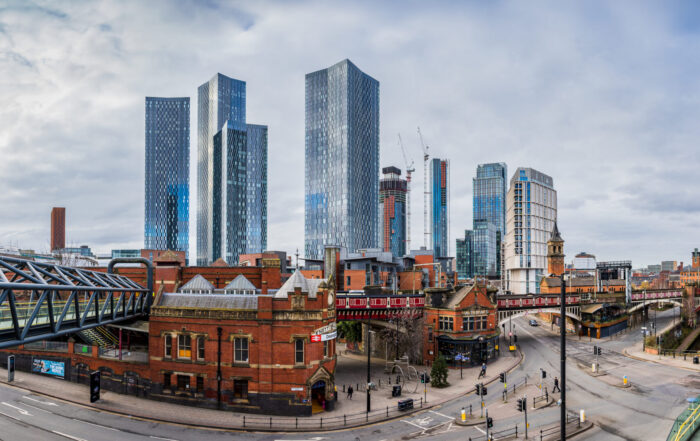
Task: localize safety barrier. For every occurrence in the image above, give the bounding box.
[468,425,519,440]
[667,396,700,441]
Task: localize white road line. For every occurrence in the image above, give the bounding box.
[75,418,119,431]
[429,410,453,419]
[0,409,20,421]
[149,436,179,441]
[474,426,486,434]
[22,396,58,406]
[1,402,31,416]
[20,402,51,413]
[401,419,426,429]
[51,431,88,441]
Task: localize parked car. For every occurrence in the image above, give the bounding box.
[529,319,539,327]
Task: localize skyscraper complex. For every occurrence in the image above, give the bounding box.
[379,166,407,257]
[504,167,557,294]
[196,73,267,265]
[430,158,449,257]
[305,59,380,260]
[144,97,190,256]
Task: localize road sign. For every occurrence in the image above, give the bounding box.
[311,331,337,342]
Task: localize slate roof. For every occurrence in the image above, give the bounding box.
[274,270,322,299]
[158,293,258,309]
[550,222,563,242]
[179,274,215,293]
[224,274,256,292]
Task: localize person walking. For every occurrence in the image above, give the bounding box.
[347,385,353,399]
[553,376,561,393]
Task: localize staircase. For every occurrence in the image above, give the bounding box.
[677,327,700,353]
[78,326,118,347]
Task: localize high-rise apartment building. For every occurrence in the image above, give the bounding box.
[504,168,557,294]
[144,97,190,256]
[473,219,498,276]
[50,207,66,251]
[456,230,474,279]
[197,73,267,265]
[246,124,268,254]
[305,59,380,260]
[473,162,507,276]
[379,166,407,257]
[430,158,449,257]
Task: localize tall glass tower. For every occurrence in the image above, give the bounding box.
[456,230,474,279]
[305,59,380,260]
[379,166,407,257]
[430,158,449,257]
[473,219,498,276]
[246,124,268,254]
[473,162,507,276]
[197,73,267,265]
[144,97,190,257]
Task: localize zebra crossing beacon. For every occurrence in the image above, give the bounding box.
[0,256,150,348]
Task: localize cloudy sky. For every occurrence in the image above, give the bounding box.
[1,0,698,267]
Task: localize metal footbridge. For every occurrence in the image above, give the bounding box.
[0,256,150,349]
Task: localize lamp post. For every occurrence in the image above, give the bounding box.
[560,273,566,441]
[367,317,372,413]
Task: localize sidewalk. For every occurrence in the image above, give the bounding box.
[623,344,700,372]
[0,348,523,432]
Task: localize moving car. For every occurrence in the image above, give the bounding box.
[529,319,539,326]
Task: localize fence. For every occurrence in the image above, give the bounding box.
[533,390,549,407]
[23,341,68,352]
[537,412,581,440]
[468,425,519,441]
[235,397,426,430]
[74,343,92,355]
[667,396,700,441]
[658,349,700,361]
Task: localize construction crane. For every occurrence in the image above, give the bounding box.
[417,127,430,250]
[397,134,415,253]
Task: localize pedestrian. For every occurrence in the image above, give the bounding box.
[553,376,561,393]
[347,385,353,399]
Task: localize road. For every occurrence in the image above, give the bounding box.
[0,307,695,440]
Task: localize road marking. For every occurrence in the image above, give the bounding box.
[429,410,453,419]
[52,430,88,441]
[20,402,51,413]
[273,439,325,441]
[23,396,58,406]
[0,409,20,421]
[75,419,119,431]
[1,402,31,416]
[475,426,486,434]
[401,419,426,429]
[149,437,179,441]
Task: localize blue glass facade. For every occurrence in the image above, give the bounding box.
[305,59,380,260]
[456,230,474,279]
[144,97,190,256]
[473,162,507,276]
[473,219,498,276]
[246,124,268,254]
[379,166,407,257]
[430,158,449,257]
[197,73,267,265]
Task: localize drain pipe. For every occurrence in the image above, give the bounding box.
[107,257,154,308]
[217,326,222,409]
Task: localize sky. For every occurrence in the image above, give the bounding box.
[1,0,699,268]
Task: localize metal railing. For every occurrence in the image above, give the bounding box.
[74,343,92,354]
[23,340,68,352]
[237,398,426,430]
[537,412,581,440]
[468,425,519,440]
[533,389,549,408]
[667,396,700,441]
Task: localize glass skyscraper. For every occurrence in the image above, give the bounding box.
[379,166,407,257]
[473,219,498,276]
[246,124,268,254]
[473,162,507,276]
[430,158,449,257]
[456,230,474,279]
[197,73,267,265]
[144,97,190,257]
[305,59,380,260]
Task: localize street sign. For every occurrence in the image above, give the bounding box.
[313,322,337,335]
[311,331,337,342]
[7,355,14,383]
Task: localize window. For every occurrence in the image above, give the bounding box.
[164,335,172,358]
[178,335,191,359]
[346,276,351,286]
[234,338,249,363]
[233,380,248,399]
[428,327,433,342]
[196,376,204,393]
[463,316,488,331]
[163,373,171,389]
[324,340,329,358]
[295,339,304,364]
[177,375,189,391]
[438,317,453,331]
[197,337,205,360]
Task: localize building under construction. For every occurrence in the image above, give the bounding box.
[379,166,407,257]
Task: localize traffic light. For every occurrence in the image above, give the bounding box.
[487,417,493,428]
[482,386,488,396]
[475,384,481,395]
[541,370,547,379]
[514,334,518,343]
[593,345,597,354]
[597,347,602,356]
[517,398,524,412]
[420,373,425,384]
[90,371,101,403]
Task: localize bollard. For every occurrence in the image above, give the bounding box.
[344,414,346,425]
[623,375,628,386]
[386,406,389,417]
[420,397,423,408]
[320,417,323,429]
[470,404,473,416]
[243,416,246,427]
[270,417,272,429]
[581,409,585,423]
[296,417,298,429]
[461,407,466,422]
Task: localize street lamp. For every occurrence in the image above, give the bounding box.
[559,273,567,441]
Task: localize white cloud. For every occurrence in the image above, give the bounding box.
[0,0,698,267]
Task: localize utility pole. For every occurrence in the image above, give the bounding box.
[367,318,371,413]
[560,273,566,441]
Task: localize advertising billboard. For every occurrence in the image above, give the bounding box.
[32,358,65,378]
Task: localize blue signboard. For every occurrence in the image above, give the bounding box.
[32,358,65,378]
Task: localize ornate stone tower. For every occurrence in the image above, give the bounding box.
[547,222,565,276]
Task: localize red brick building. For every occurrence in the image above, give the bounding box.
[422,283,499,367]
[50,207,65,251]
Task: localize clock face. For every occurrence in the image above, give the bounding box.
[328,291,334,306]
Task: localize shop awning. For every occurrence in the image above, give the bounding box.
[581,304,604,314]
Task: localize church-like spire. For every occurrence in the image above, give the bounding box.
[550,222,563,242]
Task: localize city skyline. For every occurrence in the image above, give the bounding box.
[1,1,699,266]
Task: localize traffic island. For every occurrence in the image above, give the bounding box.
[454,415,485,426]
